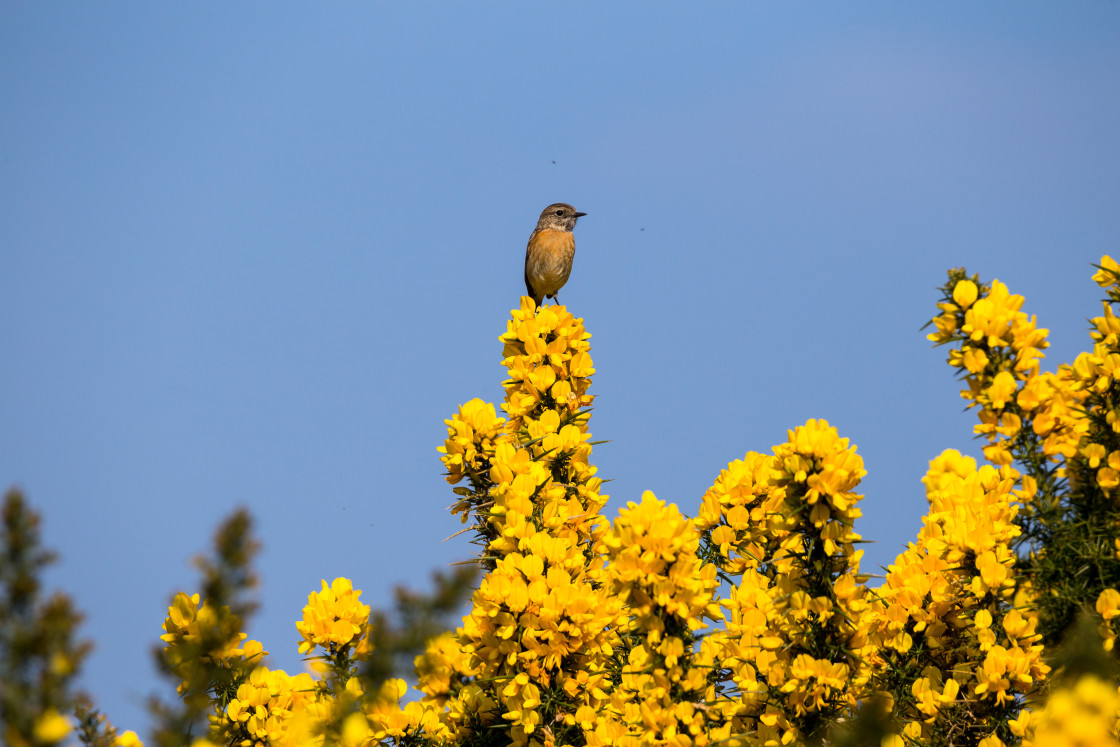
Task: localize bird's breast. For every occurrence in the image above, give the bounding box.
[526,230,576,294]
[530,229,576,258]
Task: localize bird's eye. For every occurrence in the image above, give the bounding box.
[555,210,564,216]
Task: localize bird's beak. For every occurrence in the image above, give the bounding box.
[574,212,588,218]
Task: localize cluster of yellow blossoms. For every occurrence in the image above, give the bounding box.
[1069,257,1120,497]
[868,451,1048,744]
[927,273,1054,466]
[296,578,371,656]
[919,258,1120,746]
[592,492,726,747]
[697,419,872,744]
[1020,675,1120,747]
[124,269,1120,747]
[160,591,267,697]
[435,299,622,747]
[154,575,447,747]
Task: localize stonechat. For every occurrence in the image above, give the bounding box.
[524,203,586,308]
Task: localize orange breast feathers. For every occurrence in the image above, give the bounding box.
[525,229,576,298]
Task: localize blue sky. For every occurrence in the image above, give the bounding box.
[2,2,1119,738]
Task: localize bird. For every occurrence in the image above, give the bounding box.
[524,203,586,308]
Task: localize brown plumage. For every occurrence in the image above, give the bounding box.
[524,203,586,307]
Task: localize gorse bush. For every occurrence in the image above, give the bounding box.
[5,261,1120,747]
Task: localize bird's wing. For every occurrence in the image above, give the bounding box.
[524,232,537,301]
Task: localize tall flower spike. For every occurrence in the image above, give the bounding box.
[929,271,1052,466]
[436,301,621,747]
[593,492,733,747]
[866,451,1048,743]
[703,419,872,745]
[930,261,1120,650]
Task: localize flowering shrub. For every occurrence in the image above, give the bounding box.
[6,262,1120,747]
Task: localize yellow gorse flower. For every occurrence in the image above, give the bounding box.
[161,592,249,661]
[1021,674,1120,747]
[296,577,371,656]
[159,591,266,701]
[865,449,1049,741]
[223,667,318,746]
[698,419,873,744]
[439,398,506,487]
[930,272,1058,476]
[594,493,731,746]
[434,300,622,747]
[32,709,71,744]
